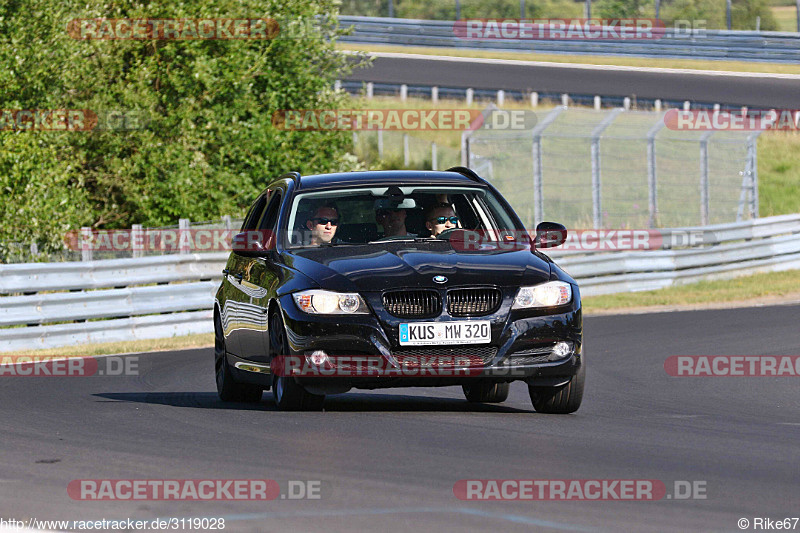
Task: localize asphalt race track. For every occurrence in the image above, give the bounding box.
[345,53,800,108]
[1,305,798,532]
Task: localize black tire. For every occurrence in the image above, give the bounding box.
[215,312,263,403]
[528,363,585,414]
[462,382,510,403]
[269,311,325,411]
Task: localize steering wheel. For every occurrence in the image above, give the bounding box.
[435,228,460,240]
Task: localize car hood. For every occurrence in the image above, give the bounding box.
[285,244,551,292]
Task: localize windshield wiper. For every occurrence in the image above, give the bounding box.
[367,237,439,244]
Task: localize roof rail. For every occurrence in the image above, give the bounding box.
[446,166,482,183]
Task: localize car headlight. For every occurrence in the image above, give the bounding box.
[293,290,370,314]
[513,281,572,309]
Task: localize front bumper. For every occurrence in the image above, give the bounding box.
[277,290,582,390]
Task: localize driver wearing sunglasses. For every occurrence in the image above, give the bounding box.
[425,203,460,237]
[305,205,340,245]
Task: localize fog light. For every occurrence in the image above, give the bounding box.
[309,350,329,366]
[548,341,572,361]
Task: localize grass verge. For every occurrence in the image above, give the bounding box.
[3,333,213,357]
[582,269,800,313]
[338,43,800,75]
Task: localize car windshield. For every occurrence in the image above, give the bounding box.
[285,185,526,250]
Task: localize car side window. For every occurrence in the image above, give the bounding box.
[241,193,270,231]
[257,192,282,231]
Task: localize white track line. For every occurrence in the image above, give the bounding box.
[356,51,800,80]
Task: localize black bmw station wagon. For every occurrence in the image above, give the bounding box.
[214,167,584,412]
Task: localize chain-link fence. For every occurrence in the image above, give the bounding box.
[464,107,760,229]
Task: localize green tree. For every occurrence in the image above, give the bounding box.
[0,0,365,259]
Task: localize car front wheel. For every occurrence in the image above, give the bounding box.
[528,362,585,414]
[269,311,325,411]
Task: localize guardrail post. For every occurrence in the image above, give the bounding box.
[222,215,232,230]
[646,117,667,228]
[623,97,631,110]
[352,131,358,148]
[683,101,691,111]
[400,84,407,101]
[562,93,569,107]
[366,82,373,99]
[496,90,504,106]
[334,80,341,92]
[530,92,538,108]
[594,96,601,110]
[132,224,143,258]
[655,99,662,112]
[590,108,625,229]
[432,86,439,103]
[466,88,473,106]
[81,227,93,262]
[403,133,410,167]
[530,106,567,225]
[461,131,469,167]
[699,131,713,225]
[179,218,190,255]
[378,129,384,158]
[431,142,438,170]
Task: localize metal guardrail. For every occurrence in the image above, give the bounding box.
[339,16,800,63]
[1,214,799,352]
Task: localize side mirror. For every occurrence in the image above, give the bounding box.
[232,230,274,257]
[534,222,567,248]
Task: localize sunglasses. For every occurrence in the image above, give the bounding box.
[312,217,339,226]
[429,216,459,225]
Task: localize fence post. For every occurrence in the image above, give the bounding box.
[530,106,567,225]
[590,108,625,229]
[431,142,438,170]
[403,133,410,167]
[81,227,93,262]
[179,218,190,255]
[466,88,474,106]
[132,224,143,258]
[699,131,714,225]
[646,117,667,228]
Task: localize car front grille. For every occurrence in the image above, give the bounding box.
[383,290,441,319]
[447,288,502,317]
[394,345,498,365]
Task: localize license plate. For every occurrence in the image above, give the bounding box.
[398,321,491,346]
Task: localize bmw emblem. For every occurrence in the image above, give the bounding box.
[433,275,447,284]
